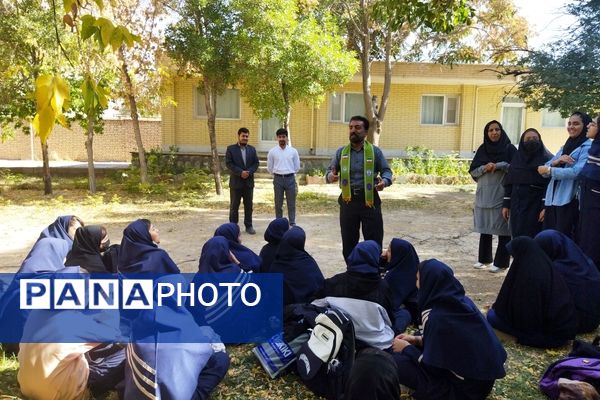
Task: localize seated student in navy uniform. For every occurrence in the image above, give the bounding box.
[393,259,506,400]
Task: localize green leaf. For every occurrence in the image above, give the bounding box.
[63,0,76,13]
[95,17,115,49]
[93,0,104,11]
[110,26,124,51]
[81,15,97,41]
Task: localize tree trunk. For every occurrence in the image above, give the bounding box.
[204,80,223,195]
[41,140,52,195]
[120,47,148,184]
[282,82,291,141]
[358,0,376,143]
[371,30,394,147]
[85,114,96,193]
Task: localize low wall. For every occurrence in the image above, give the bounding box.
[0,118,161,162]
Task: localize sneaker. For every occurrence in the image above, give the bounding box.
[473,262,490,269]
[245,227,256,235]
[488,265,503,273]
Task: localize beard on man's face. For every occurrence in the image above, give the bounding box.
[350,133,363,143]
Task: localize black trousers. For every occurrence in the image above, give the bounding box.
[339,192,383,260]
[544,199,579,240]
[478,234,510,268]
[229,186,253,228]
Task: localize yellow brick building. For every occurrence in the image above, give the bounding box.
[163,62,570,157]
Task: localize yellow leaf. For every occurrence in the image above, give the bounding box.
[50,76,70,113]
[56,114,68,127]
[35,74,54,111]
[33,106,56,144]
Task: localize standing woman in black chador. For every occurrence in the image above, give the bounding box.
[537,111,592,239]
[577,115,600,267]
[470,120,517,272]
[502,128,553,238]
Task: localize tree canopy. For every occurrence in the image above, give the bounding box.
[235,0,358,130]
[512,0,600,116]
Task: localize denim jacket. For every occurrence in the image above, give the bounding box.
[543,139,592,206]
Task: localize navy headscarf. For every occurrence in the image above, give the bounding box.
[259,218,289,273]
[18,238,69,274]
[65,225,107,273]
[269,226,324,305]
[469,120,517,177]
[214,223,261,272]
[534,230,600,321]
[418,259,506,380]
[117,219,179,274]
[580,115,600,182]
[492,236,577,346]
[37,215,75,244]
[504,129,553,186]
[384,239,418,310]
[0,238,69,343]
[198,236,242,274]
[346,240,381,274]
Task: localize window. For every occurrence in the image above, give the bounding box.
[420,95,460,125]
[260,117,282,141]
[195,88,240,119]
[329,92,366,122]
[501,97,525,143]
[542,109,567,128]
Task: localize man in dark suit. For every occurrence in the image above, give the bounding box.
[226,127,260,234]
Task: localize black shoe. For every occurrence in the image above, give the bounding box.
[245,227,256,235]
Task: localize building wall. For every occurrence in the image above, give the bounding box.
[0,118,161,162]
[161,66,570,158]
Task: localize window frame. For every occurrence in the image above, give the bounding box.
[194,86,241,120]
[541,109,567,128]
[420,94,460,126]
[329,91,366,123]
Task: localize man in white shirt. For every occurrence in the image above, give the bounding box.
[267,128,301,225]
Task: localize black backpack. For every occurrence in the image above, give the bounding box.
[296,307,355,400]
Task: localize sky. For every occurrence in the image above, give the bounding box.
[512,0,577,49]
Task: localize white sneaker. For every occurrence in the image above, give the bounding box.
[488,265,503,273]
[473,262,490,269]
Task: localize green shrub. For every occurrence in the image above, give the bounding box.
[306,167,325,177]
[391,146,470,184]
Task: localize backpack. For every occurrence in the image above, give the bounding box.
[539,357,600,399]
[296,307,355,400]
[540,336,600,399]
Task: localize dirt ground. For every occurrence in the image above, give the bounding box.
[0,183,505,307]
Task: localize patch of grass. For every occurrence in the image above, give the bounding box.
[0,350,19,397]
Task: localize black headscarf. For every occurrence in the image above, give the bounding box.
[492,236,577,345]
[504,128,553,186]
[469,120,517,175]
[65,225,108,273]
[562,111,592,157]
[345,348,400,400]
[418,259,506,380]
